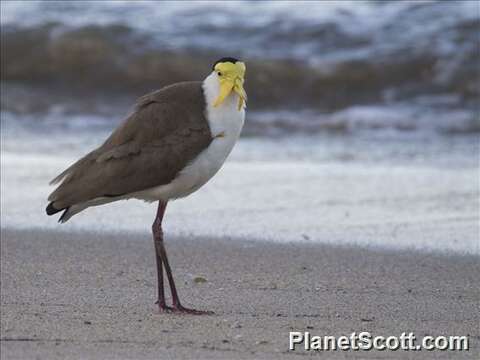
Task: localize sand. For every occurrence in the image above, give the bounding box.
[1,227,478,359]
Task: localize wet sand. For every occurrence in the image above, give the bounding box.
[1,228,478,359]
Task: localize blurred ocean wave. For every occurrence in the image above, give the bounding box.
[1,0,479,137]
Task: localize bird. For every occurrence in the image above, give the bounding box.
[46,57,247,315]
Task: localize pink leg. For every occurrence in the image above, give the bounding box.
[152,201,172,312]
[152,201,213,315]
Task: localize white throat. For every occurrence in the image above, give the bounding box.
[202,72,245,139]
[130,73,246,203]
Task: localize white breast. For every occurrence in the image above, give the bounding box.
[135,73,245,202]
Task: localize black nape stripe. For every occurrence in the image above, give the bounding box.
[212,57,239,69]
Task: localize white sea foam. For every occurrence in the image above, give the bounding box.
[2,1,478,137]
[1,1,476,63]
[1,134,478,254]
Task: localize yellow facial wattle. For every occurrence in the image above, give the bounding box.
[213,61,247,111]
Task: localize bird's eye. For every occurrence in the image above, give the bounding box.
[217,72,222,76]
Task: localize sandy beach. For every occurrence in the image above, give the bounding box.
[1,227,478,359]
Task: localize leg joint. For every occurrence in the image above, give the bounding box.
[152,220,163,240]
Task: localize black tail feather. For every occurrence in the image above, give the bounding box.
[46,202,64,216]
[58,208,70,223]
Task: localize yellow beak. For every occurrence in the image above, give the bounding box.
[213,62,247,111]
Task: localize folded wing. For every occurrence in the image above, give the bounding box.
[48,82,211,211]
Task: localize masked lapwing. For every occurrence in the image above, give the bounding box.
[46,57,247,314]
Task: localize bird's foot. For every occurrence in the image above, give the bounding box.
[156,301,175,313]
[172,304,214,315]
[156,301,213,315]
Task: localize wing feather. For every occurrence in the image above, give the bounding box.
[48,82,211,209]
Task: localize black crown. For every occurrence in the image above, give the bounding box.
[212,57,239,69]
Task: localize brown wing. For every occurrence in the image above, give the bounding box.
[48,82,212,209]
